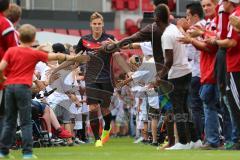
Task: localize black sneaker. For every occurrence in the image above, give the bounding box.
[151,142,159,146]
[142,139,149,145]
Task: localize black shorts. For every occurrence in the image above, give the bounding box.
[86,82,114,107]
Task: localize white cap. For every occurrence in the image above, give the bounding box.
[229,0,240,3]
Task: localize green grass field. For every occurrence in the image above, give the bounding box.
[9,138,240,160]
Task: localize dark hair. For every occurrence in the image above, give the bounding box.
[154,4,170,24]
[0,0,9,12]
[52,43,68,54]
[153,0,168,6]
[186,2,204,19]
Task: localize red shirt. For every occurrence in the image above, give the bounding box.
[215,3,229,40]
[3,47,48,87]
[0,12,18,89]
[200,19,218,84]
[0,13,18,59]
[226,7,240,72]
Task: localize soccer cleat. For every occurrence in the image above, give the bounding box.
[101,127,111,144]
[57,127,72,139]
[95,140,103,147]
[22,153,38,159]
[0,152,15,159]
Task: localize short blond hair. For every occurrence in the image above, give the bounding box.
[18,24,36,43]
[4,3,22,23]
[90,12,103,22]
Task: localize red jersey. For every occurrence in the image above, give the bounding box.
[200,18,218,84]
[0,13,18,59]
[0,12,19,89]
[226,6,240,72]
[2,47,48,87]
[215,2,229,40]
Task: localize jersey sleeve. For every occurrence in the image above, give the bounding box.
[75,38,85,54]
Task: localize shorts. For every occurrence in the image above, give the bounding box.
[148,106,160,119]
[85,82,114,107]
[54,105,73,124]
[31,100,46,115]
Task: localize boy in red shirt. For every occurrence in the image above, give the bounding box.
[0,24,89,159]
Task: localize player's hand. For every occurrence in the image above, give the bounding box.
[177,35,193,44]
[204,37,217,46]
[187,26,205,38]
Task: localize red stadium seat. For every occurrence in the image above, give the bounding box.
[168,0,176,11]
[142,0,154,12]
[68,29,81,36]
[42,28,55,33]
[112,0,126,10]
[124,19,139,36]
[127,0,139,11]
[55,28,68,35]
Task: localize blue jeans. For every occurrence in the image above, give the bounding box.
[200,84,220,147]
[0,85,32,155]
[189,76,204,140]
[223,96,239,143]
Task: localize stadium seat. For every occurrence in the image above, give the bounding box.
[55,28,68,35]
[67,29,81,36]
[168,0,176,11]
[112,0,126,10]
[142,0,154,12]
[124,19,139,36]
[127,0,139,11]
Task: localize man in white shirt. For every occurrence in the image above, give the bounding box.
[156,4,197,150]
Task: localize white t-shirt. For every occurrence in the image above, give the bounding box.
[140,42,153,56]
[131,57,157,84]
[35,62,48,76]
[161,24,192,79]
[186,44,200,77]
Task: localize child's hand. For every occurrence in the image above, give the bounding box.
[116,80,125,89]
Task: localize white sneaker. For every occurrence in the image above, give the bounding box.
[190,140,203,149]
[133,137,144,144]
[75,138,86,144]
[165,142,191,150]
